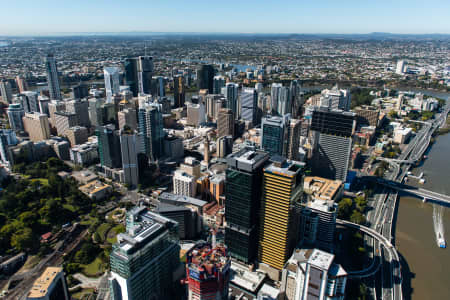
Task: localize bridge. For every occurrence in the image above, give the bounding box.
[375,157,414,164]
[365,176,450,206]
[337,219,403,300]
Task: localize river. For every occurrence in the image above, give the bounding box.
[395,99,450,299]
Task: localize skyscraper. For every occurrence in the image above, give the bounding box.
[0,79,13,103]
[270,83,283,113]
[173,75,185,108]
[213,75,226,94]
[118,108,138,131]
[258,157,305,280]
[137,56,153,94]
[217,108,235,138]
[286,118,301,161]
[109,207,180,300]
[240,88,259,126]
[7,103,25,131]
[96,124,122,169]
[224,83,239,119]
[260,114,290,157]
[186,243,231,300]
[310,108,356,182]
[138,103,164,161]
[65,99,90,127]
[396,60,405,75]
[120,129,139,188]
[319,86,351,111]
[15,75,28,93]
[104,67,121,102]
[21,91,40,113]
[124,57,139,97]
[280,248,347,300]
[197,64,215,93]
[277,86,291,116]
[225,147,269,263]
[22,112,51,142]
[44,54,62,100]
[290,79,302,118]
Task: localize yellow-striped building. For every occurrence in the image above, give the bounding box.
[258,157,305,279]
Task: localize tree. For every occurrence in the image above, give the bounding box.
[350,211,366,225]
[11,227,36,251]
[338,198,353,220]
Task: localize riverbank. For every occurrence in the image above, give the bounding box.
[396,130,450,299]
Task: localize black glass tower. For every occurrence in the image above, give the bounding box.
[224,147,269,263]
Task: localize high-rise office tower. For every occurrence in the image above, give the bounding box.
[280,248,347,300]
[104,67,121,102]
[7,103,25,131]
[20,91,40,113]
[277,86,291,116]
[109,207,180,300]
[65,99,90,127]
[286,119,301,161]
[183,67,193,87]
[71,83,89,100]
[96,124,122,169]
[173,75,185,108]
[118,108,137,131]
[27,267,70,300]
[0,79,13,103]
[270,83,283,113]
[260,114,290,157]
[290,79,302,118]
[224,83,239,119]
[319,86,351,111]
[205,94,225,121]
[186,103,206,127]
[258,157,305,280]
[137,56,153,94]
[22,112,51,142]
[217,135,233,158]
[301,177,342,252]
[138,103,164,161]
[310,108,356,182]
[186,243,231,300]
[396,60,405,75]
[0,129,17,166]
[44,54,62,100]
[53,112,78,136]
[65,126,88,146]
[217,108,235,138]
[120,129,139,188]
[124,57,139,97]
[240,88,259,126]
[38,96,50,116]
[15,75,28,93]
[225,147,269,263]
[197,64,215,93]
[213,75,226,94]
[48,100,65,126]
[152,76,166,98]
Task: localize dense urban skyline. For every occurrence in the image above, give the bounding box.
[1,0,450,35]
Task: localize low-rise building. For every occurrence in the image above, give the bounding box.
[27,267,70,300]
[79,180,112,200]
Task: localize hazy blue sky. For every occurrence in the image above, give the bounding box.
[0,0,449,35]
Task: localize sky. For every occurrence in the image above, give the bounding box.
[0,0,449,35]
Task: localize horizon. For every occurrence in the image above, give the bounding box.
[1,0,449,36]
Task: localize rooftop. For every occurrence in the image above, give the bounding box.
[264,157,305,178]
[230,261,266,293]
[159,192,207,208]
[304,176,342,201]
[27,267,62,299]
[79,180,111,195]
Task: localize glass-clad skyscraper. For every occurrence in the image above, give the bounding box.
[225,147,269,263]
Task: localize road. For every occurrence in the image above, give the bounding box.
[361,103,449,300]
